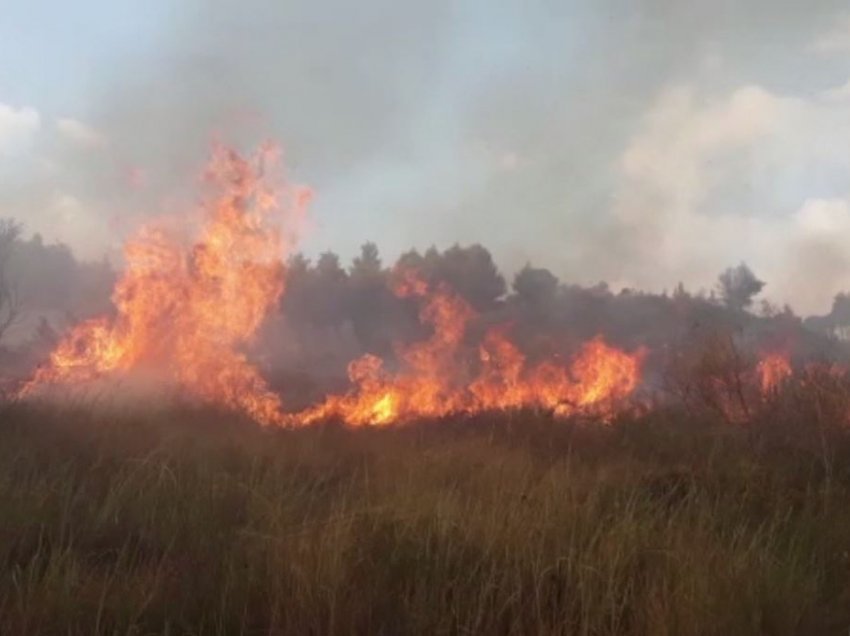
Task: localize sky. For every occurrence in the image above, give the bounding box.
[3,1,850,314]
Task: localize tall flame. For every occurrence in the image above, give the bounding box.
[22,144,311,425]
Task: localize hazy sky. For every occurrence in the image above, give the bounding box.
[3,1,850,313]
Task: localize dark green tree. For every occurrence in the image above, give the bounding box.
[717,263,764,312]
[513,264,559,304]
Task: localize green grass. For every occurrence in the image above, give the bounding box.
[1,403,850,635]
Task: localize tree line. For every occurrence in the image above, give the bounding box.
[1,218,849,394]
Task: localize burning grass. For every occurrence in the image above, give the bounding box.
[18,144,645,428]
[2,402,850,635]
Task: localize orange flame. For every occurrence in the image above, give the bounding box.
[295,272,478,426]
[471,328,642,418]
[20,146,642,428]
[757,352,792,395]
[296,272,643,426]
[22,144,311,425]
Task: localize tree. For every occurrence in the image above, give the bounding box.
[315,251,347,283]
[394,248,426,275]
[717,263,764,312]
[437,244,506,309]
[348,243,399,352]
[513,264,559,304]
[830,292,850,325]
[281,251,350,329]
[392,244,506,310]
[0,219,21,344]
[11,233,78,310]
[314,251,350,327]
[280,253,312,325]
[286,253,311,278]
[350,242,382,278]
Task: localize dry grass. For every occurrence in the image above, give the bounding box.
[1,402,850,635]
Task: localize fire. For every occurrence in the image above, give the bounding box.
[757,352,792,394]
[22,144,311,425]
[296,272,644,426]
[20,144,643,428]
[471,329,642,418]
[569,337,643,408]
[295,273,478,426]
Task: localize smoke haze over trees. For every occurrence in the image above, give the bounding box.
[2,217,849,405]
[8,2,850,315]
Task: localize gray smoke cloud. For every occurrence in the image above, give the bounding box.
[4,0,850,313]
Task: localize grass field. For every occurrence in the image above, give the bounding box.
[2,402,850,635]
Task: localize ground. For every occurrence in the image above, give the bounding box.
[1,403,850,635]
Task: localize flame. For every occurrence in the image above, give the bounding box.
[20,145,642,428]
[757,352,792,395]
[295,272,477,426]
[22,144,311,425]
[296,272,643,426]
[471,328,642,418]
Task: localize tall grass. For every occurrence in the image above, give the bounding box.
[1,402,849,634]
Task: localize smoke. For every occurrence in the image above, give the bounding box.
[3,1,850,312]
[596,80,850,313]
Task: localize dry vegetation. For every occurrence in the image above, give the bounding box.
[2,399,850,635]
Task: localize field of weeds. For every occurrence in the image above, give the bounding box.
[2,401,850,635]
